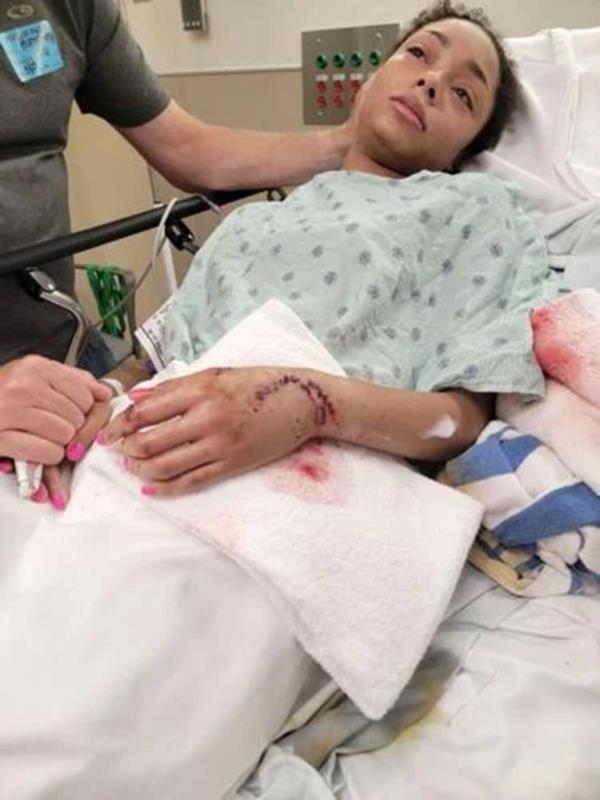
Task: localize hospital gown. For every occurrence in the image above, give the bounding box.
[166,170,558,396]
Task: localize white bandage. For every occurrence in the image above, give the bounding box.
[99,378,125,398]
[421,415,458,441]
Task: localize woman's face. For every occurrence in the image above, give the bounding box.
[349,18,501,175]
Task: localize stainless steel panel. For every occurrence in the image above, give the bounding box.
[302,23,400,125]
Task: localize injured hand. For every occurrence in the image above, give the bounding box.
[97,366,331,497]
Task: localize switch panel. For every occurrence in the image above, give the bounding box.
[302,23,400,125]
[180,0,207,32]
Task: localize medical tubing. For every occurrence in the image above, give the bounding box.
[92,196,188,330]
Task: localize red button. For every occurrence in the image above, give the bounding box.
[350,79,362,90]
[317,95,327,108]
[317,80,327,94]
[333,79,344,94]
[333,94,344,108]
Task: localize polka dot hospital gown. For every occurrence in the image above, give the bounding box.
[166,170,558,397]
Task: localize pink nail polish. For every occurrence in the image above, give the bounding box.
[129,388,154,403]
[0,460,12,474]
[31,486,49,504]
[51,493,66,511]
[141,484,156,497]
[95,431,107,446]
[66,442,85,463]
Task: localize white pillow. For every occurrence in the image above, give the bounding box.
[469,27,600,213]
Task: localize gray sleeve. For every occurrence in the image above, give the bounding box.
[74,0,170,127]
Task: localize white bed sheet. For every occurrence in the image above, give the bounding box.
[334,581,600,800]
[0,472,331,800]
[3,474,599,800]
[235,570,600,800]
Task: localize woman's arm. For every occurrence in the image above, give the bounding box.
[313,373,492,462]
[100,367,492,496]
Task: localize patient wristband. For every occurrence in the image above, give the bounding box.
[99,378,125,398]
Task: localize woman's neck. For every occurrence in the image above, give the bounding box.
[341,144,406,179]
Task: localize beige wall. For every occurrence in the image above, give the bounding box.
[123,0,600,75]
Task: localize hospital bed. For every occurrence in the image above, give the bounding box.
[0,190,262,366]
[1,24,600,800]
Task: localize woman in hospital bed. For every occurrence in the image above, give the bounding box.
[1,3,574,798]
[97,2,557,499]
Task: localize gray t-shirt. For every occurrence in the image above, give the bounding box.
[0,0,170,362]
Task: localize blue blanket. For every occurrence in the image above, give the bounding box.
[444,422,600,596]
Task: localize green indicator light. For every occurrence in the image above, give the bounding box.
[350,51,363,67]
[332,52,346,68]
[369,50,382,67]
[315,54,328,69]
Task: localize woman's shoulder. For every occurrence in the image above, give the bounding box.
[450,170,526,206]
[448,170,508,195]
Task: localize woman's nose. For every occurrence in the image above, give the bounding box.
[417,77,437,101]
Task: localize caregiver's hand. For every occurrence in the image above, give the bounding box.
[32,398,114,510]
[0,355,112,464]
[99,367,332,497]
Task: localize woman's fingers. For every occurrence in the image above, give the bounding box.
[101,390,192,444]
[124,438,217,483]
[141,460,227,498]
[37,388,86,432]
[0,458,14,474]
[14,408,77,447]
[45,359,111,412]
[0,431,64,465]
[119,413,200,460]
[43,464,71,511]
[65,401,112,463]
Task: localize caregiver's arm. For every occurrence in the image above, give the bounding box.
[117,101,351,192]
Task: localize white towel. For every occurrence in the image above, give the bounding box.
[498,378,600,495]
[89,300,483,720]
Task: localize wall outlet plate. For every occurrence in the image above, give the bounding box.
[180,0,207,32]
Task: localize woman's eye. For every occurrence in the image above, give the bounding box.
[454,87,473,110]
[407,46,426,59]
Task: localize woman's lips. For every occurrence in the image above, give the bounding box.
[391,97,426,132]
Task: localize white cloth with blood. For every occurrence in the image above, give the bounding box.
[0,301,482,800]
[92,300,484,719]
[498,289,600,494]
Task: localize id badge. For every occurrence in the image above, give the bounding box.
[0,19,63,82]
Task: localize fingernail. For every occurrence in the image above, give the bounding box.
[31,486,49,504]
[66,442,86,463]
[0,460,12,474]
[51,493,67,511]
[95,431,107,446]
[129,388,154,403]
[141,484,156,497]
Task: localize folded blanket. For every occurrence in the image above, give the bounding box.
[498,379,600,495]
[531,289,600,406]
[444,421,600,596]
[91,299,483,720]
